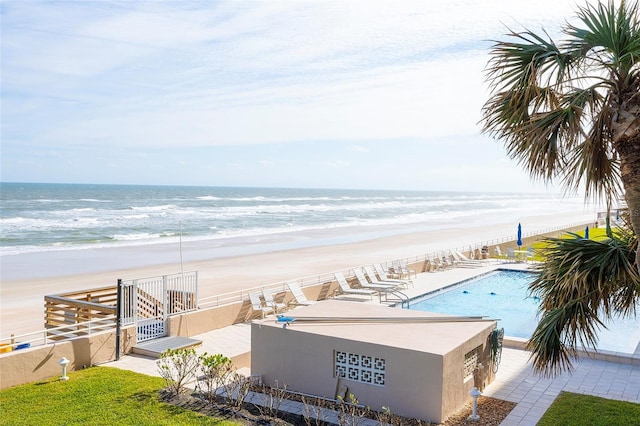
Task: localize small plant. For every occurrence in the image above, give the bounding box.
[222,371,251,410]
[336,393,370,426]
[301,394,330,426]
[156,348,200,396]
[198,353,234,403]
[375,405,393,425]
[256,380,288,423]
[490,327,504,373]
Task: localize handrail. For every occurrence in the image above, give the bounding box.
[44,295,118,312]
[121,270,198,284]
[0,316,117,351]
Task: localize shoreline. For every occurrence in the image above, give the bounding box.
[1,210,596,337]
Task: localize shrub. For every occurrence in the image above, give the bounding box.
[156,348,200,396]
[198,352,234,403]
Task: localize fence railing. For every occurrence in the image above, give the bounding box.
[197,221,591,309]
[198,271,339,309]
[44,294,116,329]
[0,316,117,353]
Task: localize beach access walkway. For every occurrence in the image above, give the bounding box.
[107,262,640,426]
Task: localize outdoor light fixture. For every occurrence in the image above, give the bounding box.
[58,357,70,381]
[468,386,482,421]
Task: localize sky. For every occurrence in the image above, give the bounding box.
[1,0,594,193]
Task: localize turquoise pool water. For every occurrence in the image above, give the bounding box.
[408,270,640,354]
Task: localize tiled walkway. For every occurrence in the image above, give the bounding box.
[108,262,640,425]
[483,348,640,425]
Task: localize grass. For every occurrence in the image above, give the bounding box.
[537,392,640,426]
[525,227,611,261]
[0,366,239,426]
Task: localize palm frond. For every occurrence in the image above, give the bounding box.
[526,223,639,376]
[481,0,640,209]
[565,0,640,75]
[485,29,565,92]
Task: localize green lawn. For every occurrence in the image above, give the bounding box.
[537,392,640,426]
[0,367,239,426]
[490,227,612,262]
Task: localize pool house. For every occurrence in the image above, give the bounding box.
[251,299,497,423]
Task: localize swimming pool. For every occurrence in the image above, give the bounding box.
[408,270,640,354]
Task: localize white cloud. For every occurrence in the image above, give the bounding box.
[1,0,591,192]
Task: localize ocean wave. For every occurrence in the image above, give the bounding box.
[110,233,158,241]
[72,217,100,224]
[122,214,150,220]
[1,217,100,230]
[0,217,27,224]
[129,204,178,212]
[66,208,97,213]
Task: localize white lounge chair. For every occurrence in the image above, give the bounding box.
[423,257,439,272]
[426,255,443,271]
[506,248,517,263]
[286,282,317,306]
[353,268,399,290]
[334,272,376,299]
[249,292,275,319]
[450,250,482,268]
[525,247,535,262]
[262,287,287,313]
[395,262,417,279]
[440,252,455,269]
[372,264,412,288]
[455,250,488,266]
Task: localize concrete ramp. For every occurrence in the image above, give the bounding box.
[132,336,202,358]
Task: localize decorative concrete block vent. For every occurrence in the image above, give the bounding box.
[251,300,496,423]
[335,350,386,386]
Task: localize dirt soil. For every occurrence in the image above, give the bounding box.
[160,389,516,425]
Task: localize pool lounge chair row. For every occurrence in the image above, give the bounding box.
[249,263,415,318]
[422,250,489,272]
[334,269,409,306]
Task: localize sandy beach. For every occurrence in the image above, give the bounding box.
[0,210,596,337]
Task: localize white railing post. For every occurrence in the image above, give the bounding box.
[194,271,199,309]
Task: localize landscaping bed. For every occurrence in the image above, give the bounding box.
[160,387,516,425]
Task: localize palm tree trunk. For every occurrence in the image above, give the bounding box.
[616,137,640,273]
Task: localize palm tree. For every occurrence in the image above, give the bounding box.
[481,1,640,375]
[482,0,640,272]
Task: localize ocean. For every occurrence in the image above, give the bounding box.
[1,182,592,257]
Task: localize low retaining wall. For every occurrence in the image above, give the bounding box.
[0,326,135,389]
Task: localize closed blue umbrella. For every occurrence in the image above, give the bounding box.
[585,226,589,239]
[517,223,522,247]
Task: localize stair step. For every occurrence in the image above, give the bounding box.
[132,336,202,358]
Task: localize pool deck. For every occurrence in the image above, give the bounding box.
[108,260,640,425]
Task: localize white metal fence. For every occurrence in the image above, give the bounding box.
[121,271,198,342]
